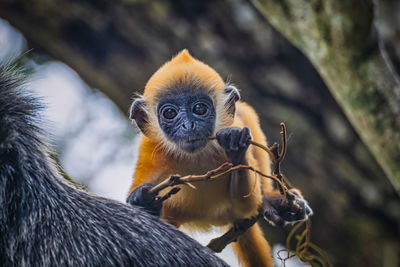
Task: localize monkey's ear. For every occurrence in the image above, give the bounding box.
[224,85,240,116]
[130,98,149,134]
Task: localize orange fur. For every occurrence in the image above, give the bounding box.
[232,224,274,267]
[130,50,274,266]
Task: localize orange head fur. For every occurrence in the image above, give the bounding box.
[137,49,237,152]
[143,49,225,103]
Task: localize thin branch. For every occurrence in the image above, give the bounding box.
[207,213,264,252]
[148,163,287,202]
[278,122,288,163]
[248,139,276,160]
[206,137,276,161]
[148,162,233,195]
[208,122,289,195]
[153,187,181,205]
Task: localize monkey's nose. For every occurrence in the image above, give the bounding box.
[182,121,195,130]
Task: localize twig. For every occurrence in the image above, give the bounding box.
[208,122,289,193]
[206,137,276,161]
[145,156,289,253]
[148,162,288,253]
[207,213,264,252]
[269,122,288,194]
[278,122,287,164]
[148,162,233,195]
[153,187,181,205]
[248,140,276,160]
[148,163,287,203]
[208,122,290,200]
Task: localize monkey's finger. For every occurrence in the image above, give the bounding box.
[281,212,304,222]
[239,127,251,148]
[288,188,303,198]
[216,127,242,151]
[263,209,284,226]
[294,199,313,217]
[280,200,313,222]
[154,187,181,204]
[229,129,240,151]
[216,129,230,148]
[262,196,285,226]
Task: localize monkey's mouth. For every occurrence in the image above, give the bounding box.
[179,138,207,153]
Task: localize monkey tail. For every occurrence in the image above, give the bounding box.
[232,223,274,267]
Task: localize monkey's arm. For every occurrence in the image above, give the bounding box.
[127,137,171,216]
[130,137,171,188]
[216,127,255,198]
[216,127,264,217]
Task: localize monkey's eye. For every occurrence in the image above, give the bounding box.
[163,107,178,119]
[193,103,208,115]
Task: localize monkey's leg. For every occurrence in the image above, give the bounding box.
[231,223,274,267]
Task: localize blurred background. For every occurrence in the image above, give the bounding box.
[0,1,399,266]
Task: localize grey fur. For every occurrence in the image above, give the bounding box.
[0,62,228,267]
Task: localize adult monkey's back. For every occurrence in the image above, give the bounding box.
[0,62,228,267]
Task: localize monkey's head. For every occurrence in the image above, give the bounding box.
[130,49,239,155]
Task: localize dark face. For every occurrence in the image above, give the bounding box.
[157,91,216,153]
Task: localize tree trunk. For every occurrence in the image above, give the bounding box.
[252,0,400,193]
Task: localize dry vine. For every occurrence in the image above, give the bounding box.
[147,122,331,266]
[278,220,333,267]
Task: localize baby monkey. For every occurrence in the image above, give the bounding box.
[128,50,312,267]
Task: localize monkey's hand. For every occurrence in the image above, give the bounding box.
[262,189,313,226]
[126,183,162,217]
[216,127,251,165]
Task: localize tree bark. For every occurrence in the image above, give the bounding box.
[252,0,400,193]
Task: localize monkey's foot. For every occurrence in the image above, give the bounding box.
[261,190,313,226]
[126,183,162,217]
